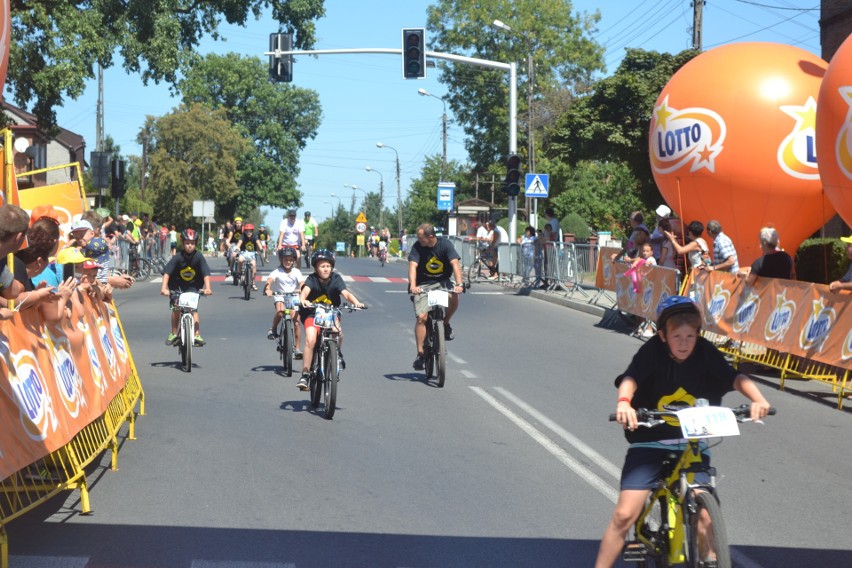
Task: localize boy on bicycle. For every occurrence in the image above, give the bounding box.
[594,295,771,568]
[265,248,305,356]
[297,249,364,391]
[160,229,212,346]
[235,223,260,291]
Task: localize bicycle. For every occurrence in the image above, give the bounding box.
[275,292,301,377]
[303,240,313,269]
[241,257,254,301]
[609,402,776,568]
[417,285,464,388]
[466,241,496,284]
[169,290,204,373]
[378,244,388,266]
[127,249,152,281]
[304,302,366,419]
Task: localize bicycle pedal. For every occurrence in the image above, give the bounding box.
[622,541,649,562]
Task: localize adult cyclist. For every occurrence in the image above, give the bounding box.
[303,211,318,268]
[235,223,260,291]
[160,229,212,346]
[277,209,305,265]
[408,223,464,370]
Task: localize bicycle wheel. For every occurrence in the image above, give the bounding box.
[243,265,252,300]
[132,259,151,281]
[181,314,193,372]
[309,346,322,408]
[435,318,446,388]
[281,318,294,377]
[424,318,435,378]
[258,250,266,267]
[322,342,338,419]
[233,263,240,286]
[687,492,730,568]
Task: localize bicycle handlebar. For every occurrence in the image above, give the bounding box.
[608,404,777,424]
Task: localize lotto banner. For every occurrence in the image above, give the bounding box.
[0,293,132,480]
[612,262,680,320]
[19,181,87,240]
[595,247,622,291]
[691,270,852,370]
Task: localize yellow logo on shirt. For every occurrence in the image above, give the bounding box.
[426,255,444,275]
[179,266,197,282]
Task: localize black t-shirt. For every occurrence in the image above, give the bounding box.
[407,237,460,285]
[103,221,119,237]
[239,235,260,253]
[162,250,211,291]
[257,229,269,242]
[750,251,793,280]
[299,272,347,317]
[614,336,738,444]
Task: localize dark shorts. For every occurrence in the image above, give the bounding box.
[620,446,711,491]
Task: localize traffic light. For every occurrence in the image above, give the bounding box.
[402,28,425,79]
[90,151,110,188]
[269,32,293,83]
[505,153,522,196]
[111,158,126,199]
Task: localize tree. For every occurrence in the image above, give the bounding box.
[546,48,699,208]
[146,104,251,227]
[7,0,325,133]
[426,0,604,169]
[178,52,322,214]
[403,154,470,232]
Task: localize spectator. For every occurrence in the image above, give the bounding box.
[828,235,852,293]
[542,207,561,288]
[399,228,407,258]
[743,226,794,286]
[611,211,650,262]
[706,220,739,273]
[649,205,671,261]
[657,218,677,270]
[0,204,30,309]
[665,220,709,270]
[519,226,537,286]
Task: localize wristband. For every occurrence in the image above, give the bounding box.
[617,397,631,404]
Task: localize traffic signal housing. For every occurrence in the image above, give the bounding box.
[111,158,126,199]
[269,32,293,83]
[402,28,425,79]
[505,153,522,196]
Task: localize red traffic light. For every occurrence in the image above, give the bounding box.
[402,28,425,79]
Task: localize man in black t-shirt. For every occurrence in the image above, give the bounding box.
[407,223,464,370]
[160,229,212,346]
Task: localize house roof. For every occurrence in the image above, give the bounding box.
[1,101,86,164]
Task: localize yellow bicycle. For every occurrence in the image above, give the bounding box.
[610,402,775,568]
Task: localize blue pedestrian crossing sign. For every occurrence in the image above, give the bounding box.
[525,173,549,198]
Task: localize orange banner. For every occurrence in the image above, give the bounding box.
[596,248,680,319]
[19,180,88,239]
[0,294,132,480]
[691,270,852,370]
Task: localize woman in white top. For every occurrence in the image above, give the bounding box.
[664,220,708,269]
[657,218,677,270]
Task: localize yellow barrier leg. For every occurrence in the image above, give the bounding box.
[0,525,7,568]
[78,478,92,515]
[110,438,119,471]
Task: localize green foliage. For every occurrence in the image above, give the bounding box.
[146,104,251,228]
[546,48,698,209]
[404,154,470,233]
[178,53,322,215]
[7,0,326,133]
[426,0,604,169]
[548,160,644,239]
[795,239,850,284]
[561,211,590,240]
[315,206,354,251]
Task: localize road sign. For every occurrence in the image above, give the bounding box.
[437,182,455,211]
[356,212,367,223]
[525,173,549,198]
[356,222,367,234]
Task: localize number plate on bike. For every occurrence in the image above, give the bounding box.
[314,306,334,328]
[427,290,449,307]
[177,292,200,309]
[675,407,740,439]
[285,293,301,309]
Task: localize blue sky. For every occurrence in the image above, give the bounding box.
[51,0,821,229]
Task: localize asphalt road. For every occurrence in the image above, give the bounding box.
[6,254,852,567]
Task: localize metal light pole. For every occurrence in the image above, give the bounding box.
[365,166,384,228]
[376,142,403,237]
[329,193,343,214]
[417,88,447,181]
[343,184,365,215]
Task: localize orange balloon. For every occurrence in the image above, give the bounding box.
[650,42,834,268]
[817,34,852,227]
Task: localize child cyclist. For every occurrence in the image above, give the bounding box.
[160,229,212,346]
[297,249,364,391]
[265,247,306,357]
[235,223,260,290]
[594,295,771,568]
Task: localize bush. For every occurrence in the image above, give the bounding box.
[795,238,849,284]
[561,212,591,241]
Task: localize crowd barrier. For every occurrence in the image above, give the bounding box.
[0,293,144,565]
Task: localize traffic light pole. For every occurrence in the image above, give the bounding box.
[265,47,519,241]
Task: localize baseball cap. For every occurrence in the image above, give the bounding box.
[121,214,131,222]
[82,259,100,271]
[56,247,87,264]
[841,236,852,244]
[84,237,110,265]
[287,209,297,216]
[29,204,62,226]
[70,219,94,233]
[655,204,672,218]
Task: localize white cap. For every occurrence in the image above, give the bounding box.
[655,204,672,218]
[70,219,93,232]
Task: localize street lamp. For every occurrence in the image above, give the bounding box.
[417,88,448,182]
[376,142,403,237]
[344,183,367,216]
[365,166,384,228]
[329,193,343,213]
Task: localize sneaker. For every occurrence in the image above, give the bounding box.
[251,284,258,291]
[297,374,310,391]
[165,333,177,346]
[267,329,276,340]
[413,355,425,370]
[193,335,205,346]
[444,322,454,341]
[294,349,303,360]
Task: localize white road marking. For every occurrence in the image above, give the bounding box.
[470,386,619,504]
[460,369,477,379]
[448,352,466,364]
[9,557,88,568]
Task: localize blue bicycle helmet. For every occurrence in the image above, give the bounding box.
[311,248,335,268]
[656,295,700,329]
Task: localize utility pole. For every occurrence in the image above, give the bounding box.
[692,1,704,51]
[96,64,105,207]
